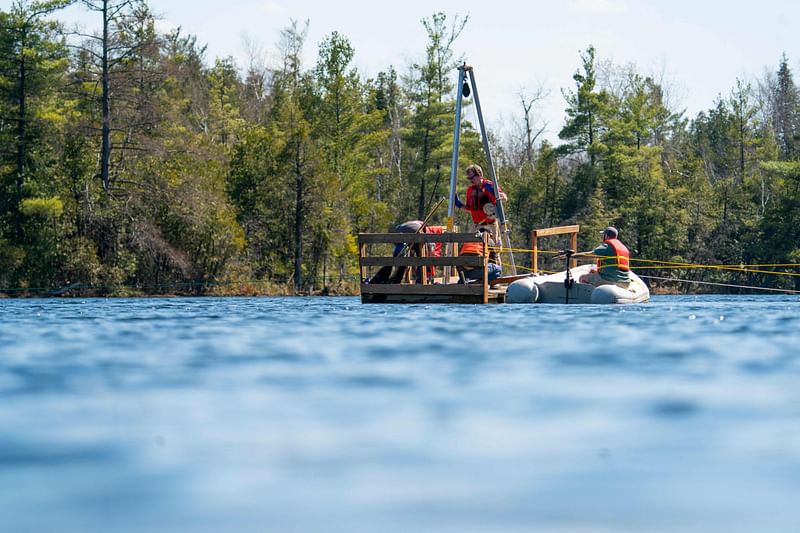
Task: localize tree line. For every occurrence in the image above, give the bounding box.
[1,1,798,296]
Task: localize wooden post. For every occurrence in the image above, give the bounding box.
[420,241,428,285]
[570,232,578,269]
[482,232,489,304]
[359,241,367,282]
[531,225,581,273]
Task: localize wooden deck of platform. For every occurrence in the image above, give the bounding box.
[358,232,505,304]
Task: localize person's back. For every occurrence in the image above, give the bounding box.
[457,231,501,283]
[592,238,631,283]
[566,226,632,287]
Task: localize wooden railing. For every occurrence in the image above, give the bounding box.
[530,225,580,273]
[357,232,492,304]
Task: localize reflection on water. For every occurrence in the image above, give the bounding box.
[1,295,799,532]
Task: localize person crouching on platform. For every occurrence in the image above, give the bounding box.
[379,219,444,284]
[457,228,502,283]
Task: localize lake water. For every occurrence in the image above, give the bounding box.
[1,295,799,532]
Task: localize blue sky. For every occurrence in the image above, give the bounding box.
[8,0,799,142]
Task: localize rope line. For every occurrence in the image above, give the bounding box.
[639,275,800,295]
[486,246,800,278]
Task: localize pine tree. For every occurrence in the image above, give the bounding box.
[272,20,318,291]
[558,45,611,214]
[0,0,70,240]
[558,45,609,170]
[404,12,466,219]
[771,54,800,160]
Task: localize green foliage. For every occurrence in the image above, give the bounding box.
[61,237,103,287]
[1,7,799,296]
[403,12,467,220]
[0,0,70,238]
[0,238,25,290]
[772,54,800,160]
[558,46,610,166]
[20,196,62,217]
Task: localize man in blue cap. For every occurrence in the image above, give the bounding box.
[570,226,632,286]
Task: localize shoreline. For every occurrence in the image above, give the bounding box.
[0,287,787,299]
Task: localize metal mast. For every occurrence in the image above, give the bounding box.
[447,63,517,276]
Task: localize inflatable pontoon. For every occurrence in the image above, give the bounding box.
[506,264,649,304]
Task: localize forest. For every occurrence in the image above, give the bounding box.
[1,0,799,296]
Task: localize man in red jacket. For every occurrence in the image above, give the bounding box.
[454,164,507,229]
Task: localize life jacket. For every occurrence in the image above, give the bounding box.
[459,238,499,281]
[465,179,498,224]
[423,225,444,258]
[459,241,484,256]
[422,225,444,277]
[598,238,630,271]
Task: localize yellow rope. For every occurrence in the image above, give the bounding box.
[640,275,800,295]
[631,263,800,277]
[492,245,800,267]
[490,246,565,255]
[488,244,800,292]
[631,257,800,268]
[487,245,800,278]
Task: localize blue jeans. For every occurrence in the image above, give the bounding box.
[462,263,502,283]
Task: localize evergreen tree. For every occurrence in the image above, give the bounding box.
[272,20,319,291]
[0,0,71,289]
[404,12,466,219]
[558,45,609,169]
[757,160,800,289]
[558,45,611,213]
[76,0,149,191]
[0,0,70,239]
[771,54,799,160]
[206,56,244,147]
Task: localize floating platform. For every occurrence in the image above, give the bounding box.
[357,224,626,305]
[358,232,504,304]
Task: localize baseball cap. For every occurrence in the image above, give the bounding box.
[601,226,618,238]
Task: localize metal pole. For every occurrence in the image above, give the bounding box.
[443,64,466,284]
[467,68,517,274]
[447,65,466,228]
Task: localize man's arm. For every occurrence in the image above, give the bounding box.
[555,245,607,260]
[571,251,594,258]
[483,181,508,202]
[555,250,592,260]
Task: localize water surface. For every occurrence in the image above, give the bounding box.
[1,295,799,532]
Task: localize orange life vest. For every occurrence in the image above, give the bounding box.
[424,225,444,258]
[423,225,444,277]
[460,241,484,256]
[598,238,630,271]
[465,179,498,224]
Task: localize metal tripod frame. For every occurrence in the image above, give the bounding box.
[446,63,517,278]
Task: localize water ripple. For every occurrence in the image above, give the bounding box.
[1,294,800,532]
